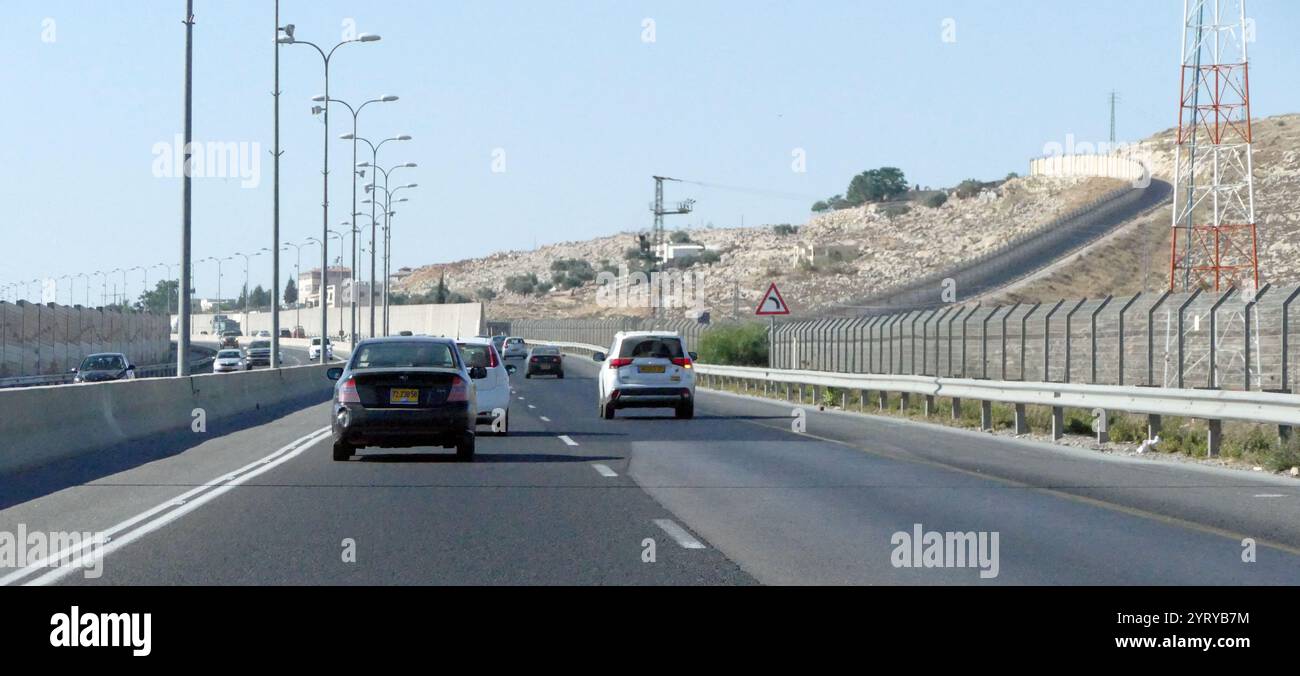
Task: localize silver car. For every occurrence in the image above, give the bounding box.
[501,336,528,360]
[213,348,249,373]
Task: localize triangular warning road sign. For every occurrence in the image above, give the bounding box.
[755,282,790,316]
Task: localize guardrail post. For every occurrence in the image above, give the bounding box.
[859,389,867,412]
[1176,289,1203,389]
[961,302,980,377]
[1042,299,1065,382]
[899,391,910,411]
[923,394,934,416]
[1050,406,1065,441]
[980,400,992,431]
[1001,302,1020,380]
[1093,408,1109,444]
[1147,290,1173,386]
[877,389,887,411]
[1147,414,1161,442]
[1243,284,1271,390]
[1207,419,1222,457]
[1014,403,1028,434]
[981,305,1001,379]
[950,396,962,420]
[1116,293,1141,386]
[1020,303,1041,380]
[813,384,822,407]
[1207,287,1238,388]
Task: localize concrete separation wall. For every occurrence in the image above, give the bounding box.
[177,302,484,340]
[0,364,334,475]
[0,301,170,378]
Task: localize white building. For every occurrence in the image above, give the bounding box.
[298,266,352,308]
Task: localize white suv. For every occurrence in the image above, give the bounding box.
[309,337,334,361]
[593,331,696,419]
[457,338,515,435]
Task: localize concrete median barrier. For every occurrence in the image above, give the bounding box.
[0,365,334,475]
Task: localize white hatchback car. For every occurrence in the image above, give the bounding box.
[457,337,516,435]
[213,348,249,373]
[501,336,528,360]
[594,331,696,419]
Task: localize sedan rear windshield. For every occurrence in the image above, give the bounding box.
[352,342,458,369]
[618,337,684,359]
[531,347,560,355]
[217,350,242,359]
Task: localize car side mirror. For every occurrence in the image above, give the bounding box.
[469,366,488,379]
[326,367,344,381]
[69,367,78,373]
[592,352,606,362]
[688,352,698,361]
[505,364,517,375]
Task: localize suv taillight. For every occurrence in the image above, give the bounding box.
[446,376,468,402]
[338,378,360,403]
[671,357,692,368]
[608,358,633,369]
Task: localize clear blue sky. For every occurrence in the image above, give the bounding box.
[2,0,1298,300]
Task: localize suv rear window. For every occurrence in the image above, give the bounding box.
[249,341,270,349]
[457,343,497,369]
[618,336,684,359]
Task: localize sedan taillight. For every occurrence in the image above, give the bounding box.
[446,376,468,402]
[338,377,360,403]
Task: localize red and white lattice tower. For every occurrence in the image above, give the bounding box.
[1169,0,1259,293]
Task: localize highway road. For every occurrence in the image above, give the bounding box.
[3,354,1300,585]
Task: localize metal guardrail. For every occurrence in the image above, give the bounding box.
[525,339,1300,456]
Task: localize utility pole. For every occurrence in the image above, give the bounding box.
[649,176,693,319]
[1108,90,1119,145]
[271,1,283,367]
[177,0,194,376]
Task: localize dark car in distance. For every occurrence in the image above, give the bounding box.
[245,340,280,367]
[326,337,482,461]
[525,346,564,379]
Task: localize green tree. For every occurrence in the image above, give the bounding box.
[136,280,179,314]
[283,277,298,306]
[846,167,908,205]
[670,230,692,243]
[698,323,769,366]
[811,200,829,213]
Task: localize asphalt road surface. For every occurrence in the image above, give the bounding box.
[3,354,1300,585]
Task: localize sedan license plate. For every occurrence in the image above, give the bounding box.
[539,364,552,370]
[389,388,420,405]
[638,364,665,374]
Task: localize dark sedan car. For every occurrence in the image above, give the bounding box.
[244,340,280,367]
[326,337,483,461]
[71,353,137,383]
[525,346,564,379]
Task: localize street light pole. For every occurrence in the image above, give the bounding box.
[272,3,285,368]
[282,241,303,334]
[178,0,195,375]
[355,134,411,337]
[280,29,380,362]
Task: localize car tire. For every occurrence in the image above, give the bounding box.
[676,402,694,419]
[456,433,476,461]
[332,441,354,461]
[558,372,565,379]
[601,400,616,420]
[525,373,531,379]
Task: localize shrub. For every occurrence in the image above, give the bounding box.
[881,204,911,219]
[922,193,947,208]
[475,287,497,301]
[698,323,769,366]
[504,273,539,295]
[670,231,692,243]
[773,224,799,236]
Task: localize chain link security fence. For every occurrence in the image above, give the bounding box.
[499,282,1300,393]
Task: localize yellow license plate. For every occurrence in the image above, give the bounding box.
[638,365,666,374]
[389,388,419,405]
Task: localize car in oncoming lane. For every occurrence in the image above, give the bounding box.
[244,340,281,367]
[594,331,696,419]
[71,353,137,383]
[501,336,528,360]
[308,337,334,361]
[525,346,564,379]
[213,349,249,372]
[326,336,481,461]
[457,337,516,435]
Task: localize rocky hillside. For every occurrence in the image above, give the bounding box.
[994,113,1300,304]
[399,174,1124,319]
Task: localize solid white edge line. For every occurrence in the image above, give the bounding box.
[592,463,617,477]
[558,435,579,446]
[653,519,706,549]
[12,428,332,587]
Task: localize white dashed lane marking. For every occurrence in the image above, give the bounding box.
[558,435,579,446]
[653,519,706,549]
[592,463,617,477]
